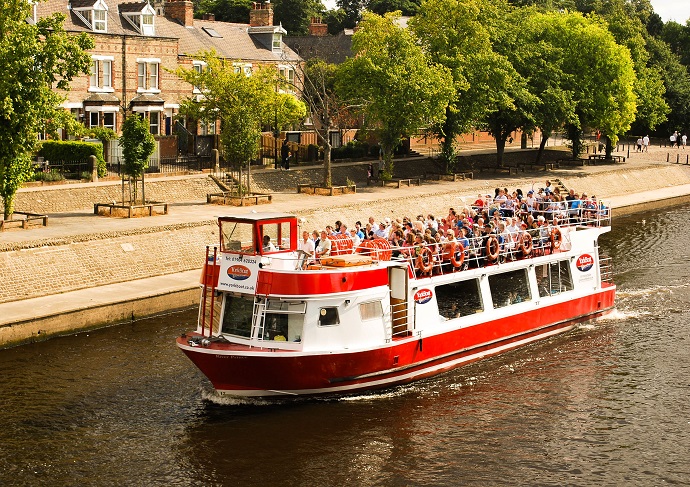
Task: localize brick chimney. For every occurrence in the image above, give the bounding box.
[309,17,328,36]
[166,0,194,27]
[249,2,273,27]
[202,13,215,21]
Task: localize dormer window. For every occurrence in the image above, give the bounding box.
[272,33,281,51]
[120,2,156,36]
[93,8,106,31]
[71,0,109,33]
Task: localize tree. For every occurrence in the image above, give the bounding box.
[298,60,349,187]
[176,52,305,193]
[546,12,637,158]
[273,0,324,35]
[337,11,454,178]
[120,114,155,204]
[368,0,421,16]
[196,0,254,23]
[411,0,498,173]
[0,0,93,219]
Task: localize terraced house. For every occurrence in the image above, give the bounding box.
[34,0,301,160]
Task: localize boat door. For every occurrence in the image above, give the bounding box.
[388,265,409,337]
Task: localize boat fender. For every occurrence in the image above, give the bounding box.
[520,233,533,257]
[551,227,562,250]
[450,242,465,268]
[418,338,423,351]
[486,236,500,262]
[416,247,434,274]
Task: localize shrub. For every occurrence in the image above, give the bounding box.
[37,140,106,177]
[332,140,369,160]
[31,169,64,182]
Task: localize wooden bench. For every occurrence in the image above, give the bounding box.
[297,184,356,195]
[94,202,168,217]
[0,211,49,231]
[208,191,272,205]
[375,177,422,188]
[424,172,474,181]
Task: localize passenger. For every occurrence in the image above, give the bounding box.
[262,235,277,252]
[315,230,332,259]
[349,228,362,249]
[297,231,315,267]
[312,230,320,249]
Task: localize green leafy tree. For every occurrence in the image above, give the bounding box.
[196,0,254,23]
[0,0,93,219]
[120,114,155,204]
[336,0,366,28]
[273,0,324,35]
[411,0,497,173]
[337,11,454,178]
[646,35,690,135]
[547,12,637,157]
[368,0,421,16]
[176,52,305,193]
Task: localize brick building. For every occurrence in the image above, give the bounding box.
[34,0,301,158]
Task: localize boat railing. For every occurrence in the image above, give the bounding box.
[386,223,574,279]
[599,256,614,283]
[466,198,611,228]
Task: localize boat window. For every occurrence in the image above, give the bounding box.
[434,278,483,319]
[220,294,254,338]
[318,307,340,327]
[259,221,294,252]
[220,221,254,252]
[536,260,574,297]
[488,269,532,309]
[262,300,305,342]
[360,301,383,321]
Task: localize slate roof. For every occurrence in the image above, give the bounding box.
[284,31,352,65]
[36,0,301,63]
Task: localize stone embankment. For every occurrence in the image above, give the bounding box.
[2,146,690,348]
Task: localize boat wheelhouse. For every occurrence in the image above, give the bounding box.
[177,207,615,397]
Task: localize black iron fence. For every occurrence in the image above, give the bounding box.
[32,159,91,181]
[105,155,214,178]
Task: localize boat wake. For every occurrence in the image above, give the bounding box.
[617,283,690,298]
[201,389,278,407]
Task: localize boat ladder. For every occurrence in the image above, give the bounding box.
[252,299,267,340]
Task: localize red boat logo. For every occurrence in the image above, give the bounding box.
[227,264,251,280]
[576,254,594,272]
[414,288,433,304]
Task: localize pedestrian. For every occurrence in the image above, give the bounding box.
[683,134,688,148]
[276,139,290,169]
[643,134,649,152]
[670,132,677,148]
[636,137,642,152]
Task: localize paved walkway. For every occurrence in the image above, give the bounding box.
[2,143,688,337]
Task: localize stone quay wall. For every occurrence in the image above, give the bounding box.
[1,163,690,306]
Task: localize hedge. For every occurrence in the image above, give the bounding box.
[37,140,107,177]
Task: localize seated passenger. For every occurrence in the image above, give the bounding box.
[262,235,277,252]
[315,230,331,259]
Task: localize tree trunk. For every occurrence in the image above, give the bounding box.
[3,194,15,221]
[535,131,549,164]
[323,143,332,188]
[439,108,456,174]
[605,136,613,158]
[495,136,506,168]
[567,124,582,159]
[141,172,146,205]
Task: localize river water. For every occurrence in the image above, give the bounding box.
[2,204,689,486]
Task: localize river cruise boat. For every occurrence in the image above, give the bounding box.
[177,206,615,397]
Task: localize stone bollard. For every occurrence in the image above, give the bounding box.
[90,155,98,182]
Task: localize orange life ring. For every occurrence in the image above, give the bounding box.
[550,227,562,250]
[451,242,465,268]
[486,236,500,262]
[520,233,533,257]
[416,247,434,274]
